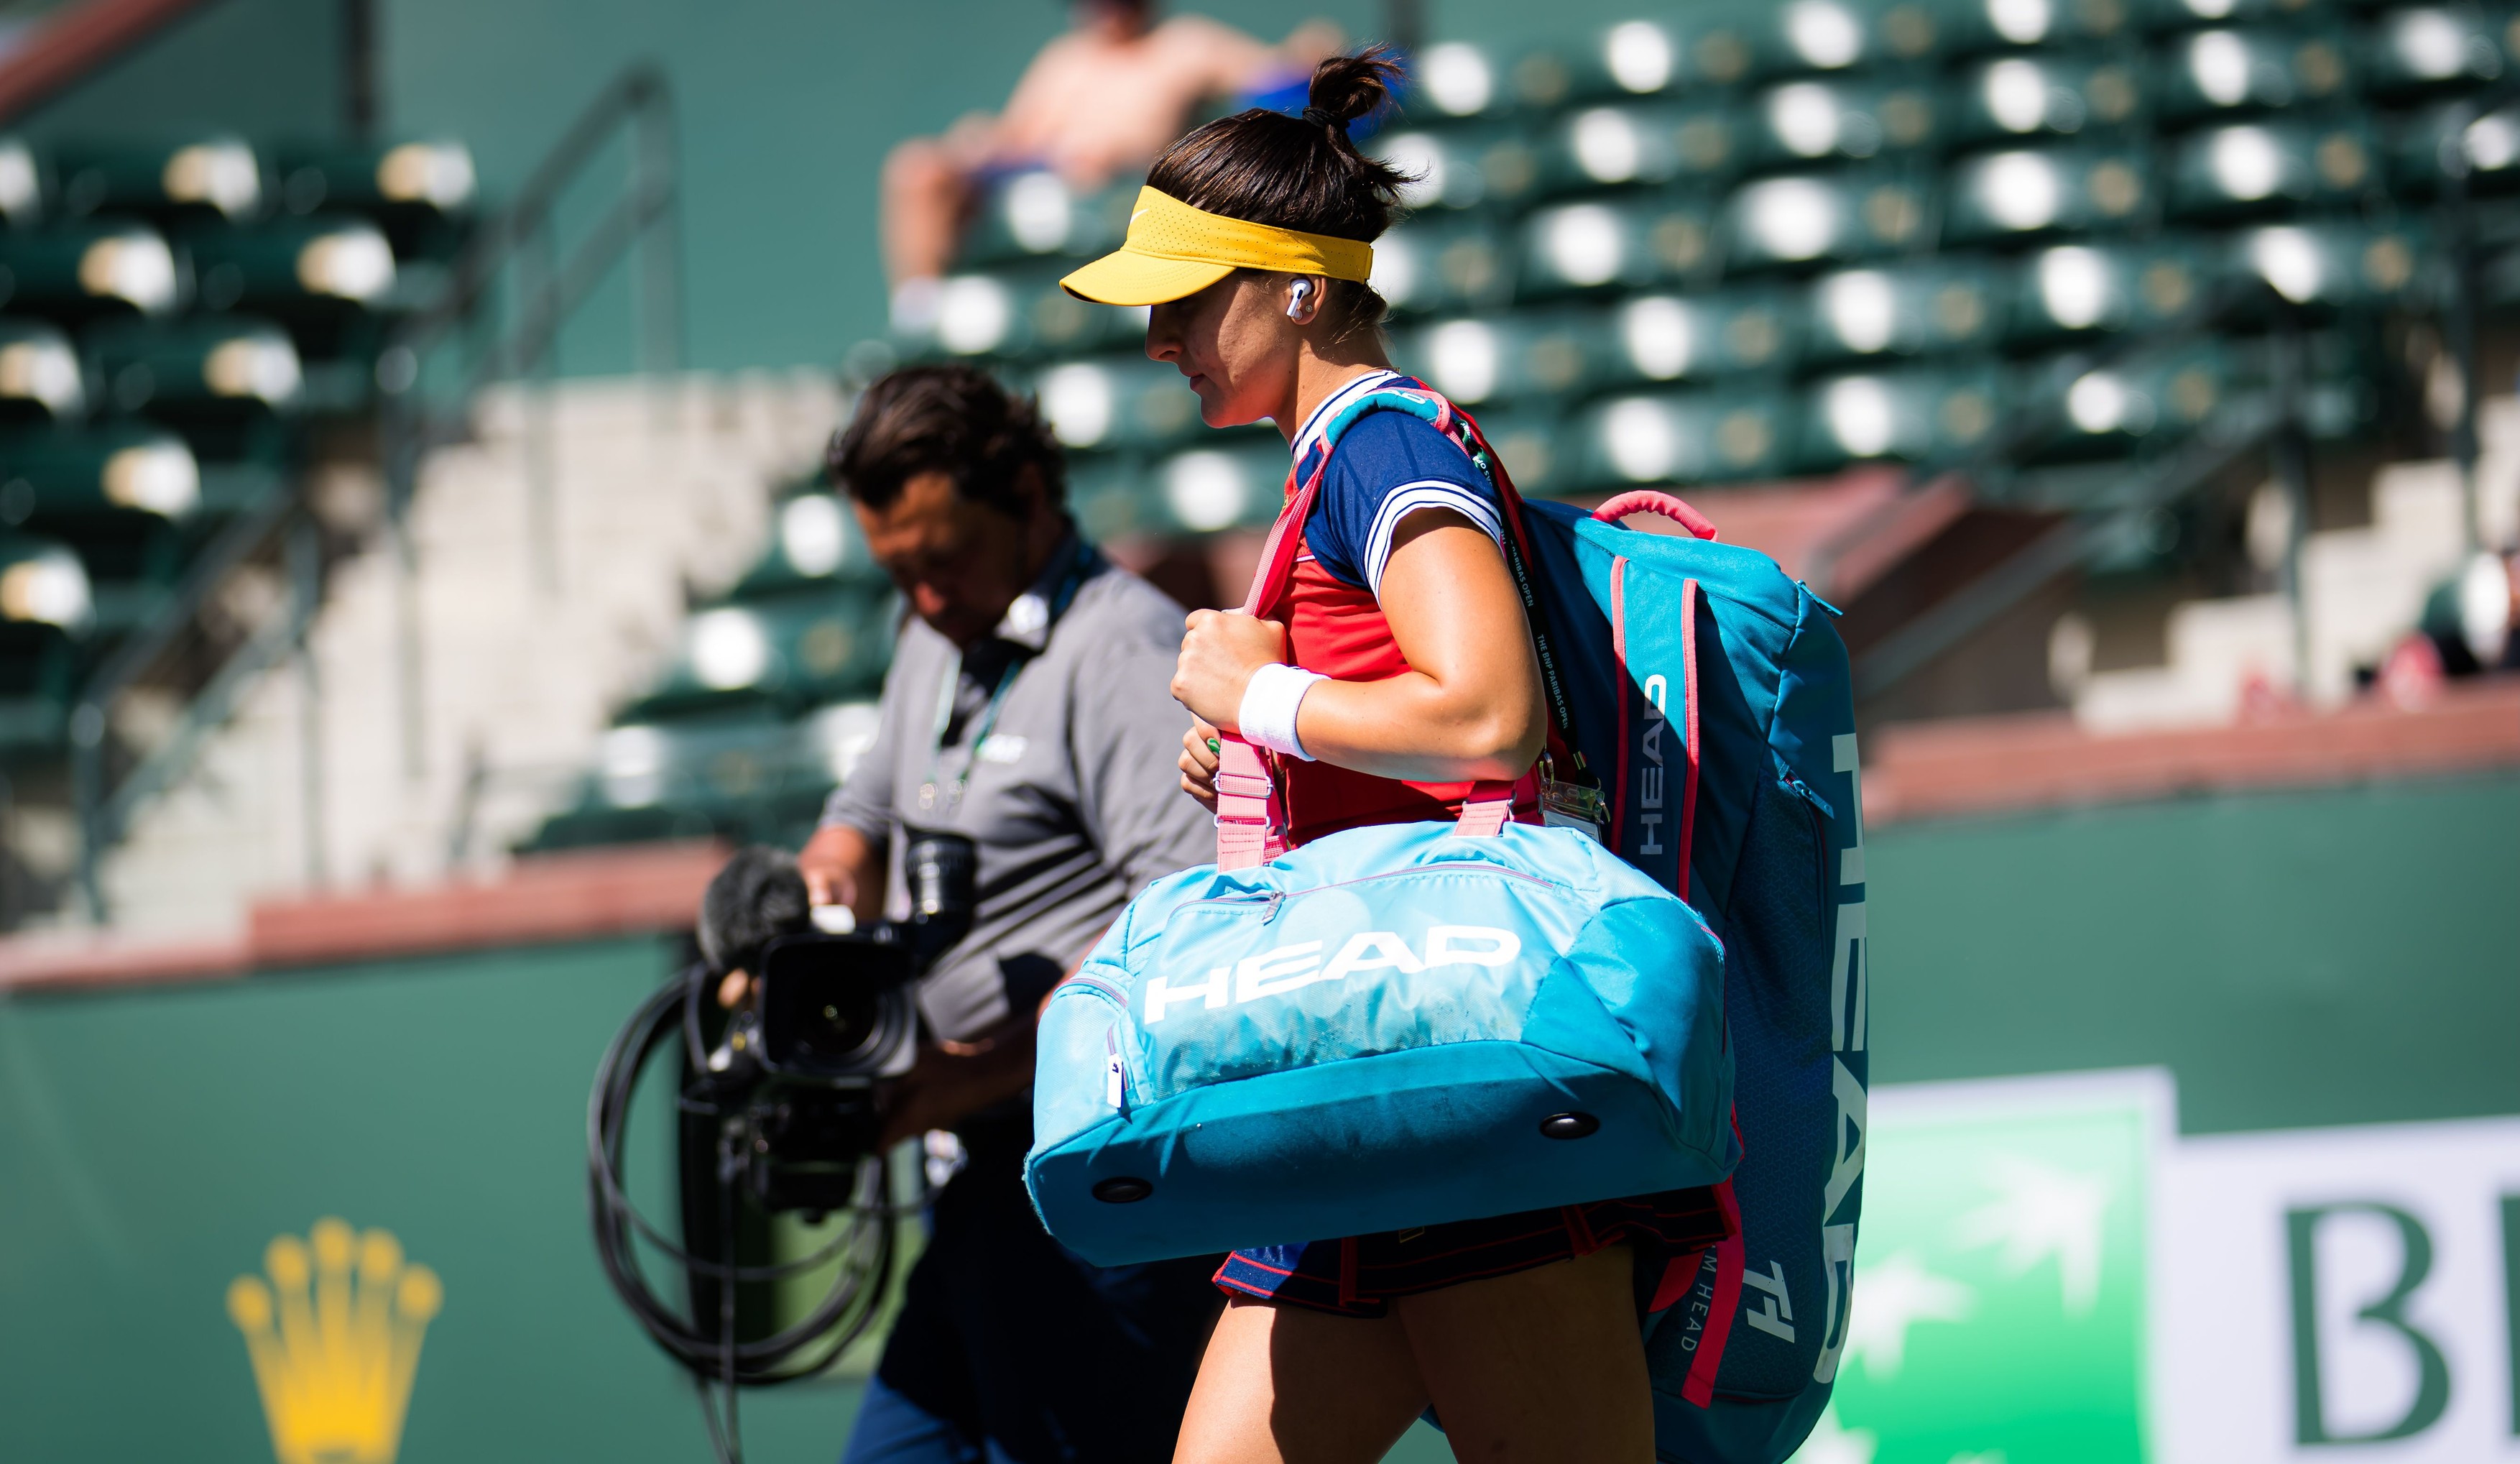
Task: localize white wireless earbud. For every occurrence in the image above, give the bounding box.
[1286,279,1314,320]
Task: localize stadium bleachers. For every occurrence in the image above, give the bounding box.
[524,0,2519,852]
[0,133,471,777]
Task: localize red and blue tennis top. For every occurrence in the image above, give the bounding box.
[1267,369,1536,845]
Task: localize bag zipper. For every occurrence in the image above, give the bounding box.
[1050,976,1134,1113]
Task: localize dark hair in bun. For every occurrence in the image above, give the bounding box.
[1146,47,1412,339]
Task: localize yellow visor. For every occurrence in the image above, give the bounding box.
[1060,187,1375,307]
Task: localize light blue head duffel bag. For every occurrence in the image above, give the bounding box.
[1024,799,1735,1268]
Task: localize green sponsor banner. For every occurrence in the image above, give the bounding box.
[1794,1072,2168,1464]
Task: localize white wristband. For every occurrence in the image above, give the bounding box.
[1237,663,1326,761]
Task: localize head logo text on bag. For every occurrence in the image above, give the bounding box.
[1144,924,1523,1023]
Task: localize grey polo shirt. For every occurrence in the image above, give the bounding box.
[821,535,1212,1043]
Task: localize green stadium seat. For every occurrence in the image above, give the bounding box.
[0,530,93,635]
[1408,42,1516,122]
[1898,0,2135,54]
[2029,341,2244,458]
[1567,387,1795,489]
[1606,288,1803,383]
[1664,106,1756,189]
[0,137,42,226]
[0,221,180,318]
[1150,438,1290,533]
[1376,124,1549,215]
[1489,44,1604,116]
[2152,27,2351,121]
[1373,127,1505,213]
[2128,0,2307,34]
[624,586,896,720]
[1725,0,1888,78]
[2008,238,2214,338]
[270,141,476,258]
[1743,77,1943,170]
[2360,6,2508,101]
[272,140,474,216]
[0,425,196,525]
[956,171,1132,267]
[1806,258,2011,362]
[725,490,890,600]
[1947,53,2146,144]
[1523,193,1725,294]
[0,321,86,420]
[1068,450,1166,545]
[1561,19,1755,98]
[1463,402,1572,498]
[1720,170,1933,270]
[1944,144,2149,240]
[1799,364,2003,467]
[2164,117,2378,216]
[1531,104,1689,197]
[0,425,201,630]
[1372,216,1513,316]
[1394,311,1612,408]
[2229,218,2424,305]
[2391,98,2520,193]
[1031,354,1202,451]
[180,216,400,316]
[55,139,267,221]
[84,316,304,417]
[529,706,867,852]
[918,265,1147,361]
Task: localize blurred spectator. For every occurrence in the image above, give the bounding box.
[2367,548,2519,704]
[2374,633,2445,710]
[2424,548,2519,677]
[882,0,1341,328]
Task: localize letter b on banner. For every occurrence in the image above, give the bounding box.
[2286,1202,2452,1445]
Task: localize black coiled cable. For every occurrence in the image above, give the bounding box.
[586,965,900,1463]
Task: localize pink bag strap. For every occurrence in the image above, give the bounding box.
[1211,734,1287,870]
[1451,780,1518,838]
[1239,459,1325,615]
[1593,490,1720,541]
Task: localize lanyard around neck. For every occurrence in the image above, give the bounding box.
[915,539,1092,816]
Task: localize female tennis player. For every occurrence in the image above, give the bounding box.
[1058,50,1727,1464]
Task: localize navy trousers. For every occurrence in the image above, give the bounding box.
[840,1118,1221,1464]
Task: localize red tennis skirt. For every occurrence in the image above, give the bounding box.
[1212,1187,1732,1320]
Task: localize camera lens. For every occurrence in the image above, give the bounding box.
[806,985,884,1059]
[903,832,976,924]
[900,832,977,967]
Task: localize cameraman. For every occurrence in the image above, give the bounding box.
[800,365,1219,1464]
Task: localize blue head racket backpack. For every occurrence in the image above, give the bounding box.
[1028,382,1867,1464]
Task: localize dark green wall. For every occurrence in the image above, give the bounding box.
[1868,768,2520,1134]
[18,0,344,146]
[0,934,876,1462]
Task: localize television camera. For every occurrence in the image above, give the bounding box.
[587,834,974,1462]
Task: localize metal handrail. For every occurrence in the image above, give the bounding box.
[376,60,681,780]
[70,62,683,921]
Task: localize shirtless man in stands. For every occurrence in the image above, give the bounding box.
[881,0,1340,329]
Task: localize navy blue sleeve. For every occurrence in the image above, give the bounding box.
[1303,411,1504,593]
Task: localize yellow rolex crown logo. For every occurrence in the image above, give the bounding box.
[226,1217,442,1464]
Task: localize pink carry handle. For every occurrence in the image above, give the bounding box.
[1592,490,1720,541]
[1211,733,1287,870]
[1211,738,1518,867]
